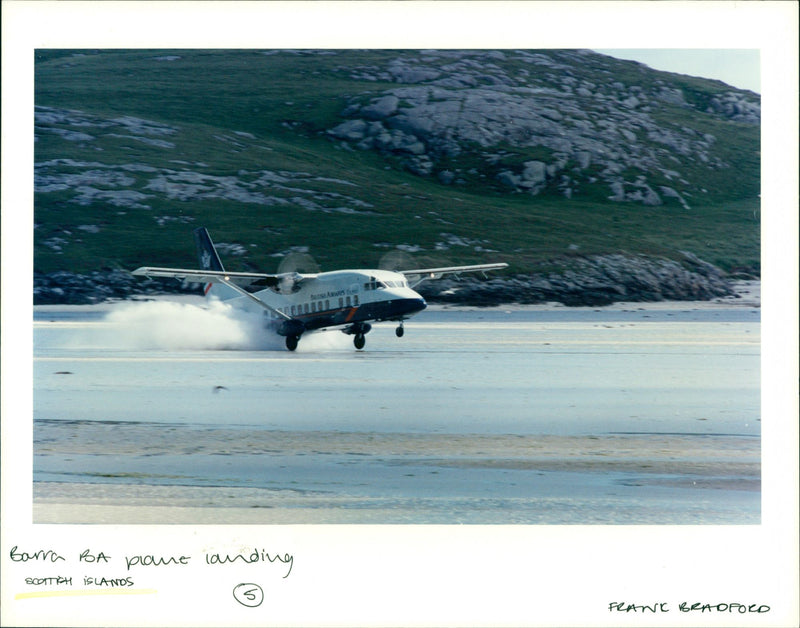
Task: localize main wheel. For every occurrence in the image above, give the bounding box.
[395,325,404,338]
[285,335,299,351]
[354,333,366,350]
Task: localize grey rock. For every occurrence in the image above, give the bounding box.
[388,60,441,84]
[497,170,521,188]
[574,150,591,169]
[362,95,400,120]
[659,186,690,209]
[656,87,686,106]
[437,170,456,185]
[328,119,368,140]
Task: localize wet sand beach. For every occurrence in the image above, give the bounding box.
[33,283,761,524]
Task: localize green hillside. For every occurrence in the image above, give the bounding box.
[34,49,760,279]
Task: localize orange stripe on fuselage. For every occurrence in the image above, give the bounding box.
[345,307,358,322]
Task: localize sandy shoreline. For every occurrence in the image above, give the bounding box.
[34,432,760,524]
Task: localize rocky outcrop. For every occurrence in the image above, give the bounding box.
[34,252,734,307]
[33,270,193,305]
[326,50,760,205]
[35,155,375,215]
[417,253,734,307]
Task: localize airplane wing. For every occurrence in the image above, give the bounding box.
[399,263,508,287]
[131,266,318,320]
[131,267,316,289]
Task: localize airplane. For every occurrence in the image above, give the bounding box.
[133,227,508,351]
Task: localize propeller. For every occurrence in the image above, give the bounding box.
[277,249,320,275]
[276,249,320,294]
[378,250,414,272]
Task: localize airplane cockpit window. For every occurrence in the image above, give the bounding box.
[364,276,390,291]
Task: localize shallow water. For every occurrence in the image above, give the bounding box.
[33,300,760,523]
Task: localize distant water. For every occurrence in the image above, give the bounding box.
[33,300,760,524]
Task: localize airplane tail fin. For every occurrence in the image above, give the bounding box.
[193,227,225,272]
[192,227,236,300]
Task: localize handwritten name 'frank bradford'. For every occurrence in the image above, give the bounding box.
[609,602,770,614]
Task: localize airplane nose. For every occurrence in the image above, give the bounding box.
[396,297,426,316]
[406,290,426,311]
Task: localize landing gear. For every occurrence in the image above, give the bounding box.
[395,322,405,338]
[343,322,371,350]
[354,333,366,350]
[279,319,306,352]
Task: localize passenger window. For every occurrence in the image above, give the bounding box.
[346,296,351,307]
[304,303,309,314]
[339,297,344,308]
[354,295,359,306]
[325,300,330,310]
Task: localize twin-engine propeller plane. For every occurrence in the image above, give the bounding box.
[133,228,507,351]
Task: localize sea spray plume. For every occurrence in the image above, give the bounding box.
[290,327,352,352]
[103,299,283,350]
[101,299,356,351]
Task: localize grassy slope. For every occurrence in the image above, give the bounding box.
[34,50,760,276]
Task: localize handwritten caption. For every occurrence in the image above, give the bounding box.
[11,545,293,597]
[609,601,770,615]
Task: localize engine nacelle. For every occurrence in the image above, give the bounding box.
[343,322,372,336]
[277,319,306,338]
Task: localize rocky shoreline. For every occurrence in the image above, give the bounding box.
[34,251,743,307]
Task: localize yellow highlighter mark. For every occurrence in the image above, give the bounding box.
[16,588,157,600]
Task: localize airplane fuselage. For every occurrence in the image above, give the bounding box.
[228,269,427,336]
